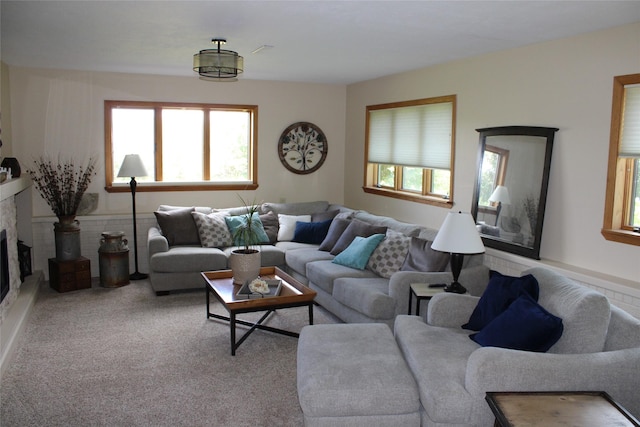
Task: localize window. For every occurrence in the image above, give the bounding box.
[602,74,640,246]
[104,101,258,192]
[478,145,509,212]
[364,95,456,206]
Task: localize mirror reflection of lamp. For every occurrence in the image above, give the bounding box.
[488,185,511,227]
[431,211,486,294]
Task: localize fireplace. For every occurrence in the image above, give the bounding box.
[1,229,9,303]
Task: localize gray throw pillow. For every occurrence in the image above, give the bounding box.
[400,236,450,272]
[191,211,233,248]
[260,211,279,244]
[318,218,352,252]
[311,209,340,222]
[154,207,200,246]
[330,219,388,255]
[367,229,411,278]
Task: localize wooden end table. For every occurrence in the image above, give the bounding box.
[485,391,640,427]
[408,283,446,315]
[201,266,316,356]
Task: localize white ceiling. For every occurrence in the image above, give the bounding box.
[2,1,639,85]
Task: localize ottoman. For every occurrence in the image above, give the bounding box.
[297,323,420,427]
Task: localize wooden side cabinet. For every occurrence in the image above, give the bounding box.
[48,257,91,292]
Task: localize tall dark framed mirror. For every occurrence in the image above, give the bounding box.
[471,126,558,259]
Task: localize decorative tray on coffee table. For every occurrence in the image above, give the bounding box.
[236,279,282,299]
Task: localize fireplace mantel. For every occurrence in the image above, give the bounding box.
[0,176,31,202]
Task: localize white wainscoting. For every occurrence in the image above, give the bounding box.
[484,248,640,319]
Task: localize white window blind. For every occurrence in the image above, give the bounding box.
[368,102,453,170]
[620,85,640,157]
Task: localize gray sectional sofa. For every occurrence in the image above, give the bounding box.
[147,200,484,326]
[297,267,640,426]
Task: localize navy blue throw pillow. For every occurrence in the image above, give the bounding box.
[292,219,333,245]
[470,293,563,352]
[462,271,539,331]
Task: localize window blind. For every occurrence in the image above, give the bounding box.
[368,102,453,170]
[620,85,640,157]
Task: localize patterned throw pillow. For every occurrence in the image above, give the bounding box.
[191,212,233,248]
[367,229,411,278]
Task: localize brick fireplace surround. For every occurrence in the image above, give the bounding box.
[0,177,42,379]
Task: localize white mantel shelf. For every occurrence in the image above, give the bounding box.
[0,176,31,202]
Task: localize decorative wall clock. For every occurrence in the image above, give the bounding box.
[278,122,327,174]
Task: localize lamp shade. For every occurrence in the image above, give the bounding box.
[431,211,485,254]
[488,185,511,205]
[117,154,148,178]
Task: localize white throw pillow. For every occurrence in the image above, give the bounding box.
[277,214,311,241]
[191,211,232,248]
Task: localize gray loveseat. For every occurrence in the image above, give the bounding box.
[297,267,640,426]
[147,200,483,326]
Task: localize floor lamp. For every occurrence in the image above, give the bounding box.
[488,185,511,227]
[117,154,148,280]
[431,211,485,294]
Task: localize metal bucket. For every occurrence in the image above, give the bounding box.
[54,216,81,261]
[98,231,130,288]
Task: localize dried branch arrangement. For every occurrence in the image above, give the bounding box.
[27,156,97,217]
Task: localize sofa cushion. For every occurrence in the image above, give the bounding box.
[277,214,311,241]
[367,229,411,279]
[354,211,423,237]
[150,246,228,272]
[262,200,329,215]
[400,236,450,273]
[394,315,481,425]
[332,234,385,270]
[298,324,420,421]
[462,271,539,331]
[318,218,352,251]
[333,277,396,320]
[225,213,270,246]
[292,219,333,244]
[330,219,388,255]
[259,211,279,244]
[470,293,563,352]
[285,247,334,277]
[154,207,201,246]
[311,209,340,222]
[306,260,378,295]
[526,267,610,354]
[191,211,233,248]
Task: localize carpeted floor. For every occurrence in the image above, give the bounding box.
[1,278,339,426]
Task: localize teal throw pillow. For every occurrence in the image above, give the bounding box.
[332,234,386,270]
[225,213,270,246]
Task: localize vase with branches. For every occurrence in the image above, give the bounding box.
[27,156,97,260]
[523,195,538,245]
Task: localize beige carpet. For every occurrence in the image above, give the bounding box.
[1,278,339,426]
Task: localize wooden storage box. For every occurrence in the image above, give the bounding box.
[48,257,91,292]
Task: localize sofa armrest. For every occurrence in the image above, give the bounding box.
[389,270,453,316]
[427,294,479,327]
[465,346,640,416]
[147,226,169,258]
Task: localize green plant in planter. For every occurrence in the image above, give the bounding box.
[227,196,268,284]
[231,200,265,254]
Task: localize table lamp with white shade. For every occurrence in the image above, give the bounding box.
[488,185,511,227]
[117,154,148,280]
[431,211,485,294]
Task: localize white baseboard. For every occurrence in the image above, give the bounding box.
[0,270,42,381]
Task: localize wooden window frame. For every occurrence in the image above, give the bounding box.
[602,73,640,246]
[104,100,258,193]
[363,95,456,208]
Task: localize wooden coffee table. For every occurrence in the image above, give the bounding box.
[201,266,317,355]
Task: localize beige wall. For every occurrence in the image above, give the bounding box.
[8,68,347,216]
[345,22,640,285]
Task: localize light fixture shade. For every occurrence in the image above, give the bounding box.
[431,211,485,254]
[193,38,244,81]
[117,154,148,178]
[489,185,511,205]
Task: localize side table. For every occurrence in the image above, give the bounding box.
[49,257,91,292]
[485,391,640,427]
[408,283,445,316]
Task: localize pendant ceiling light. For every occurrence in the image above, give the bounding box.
[193,38,244,81]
